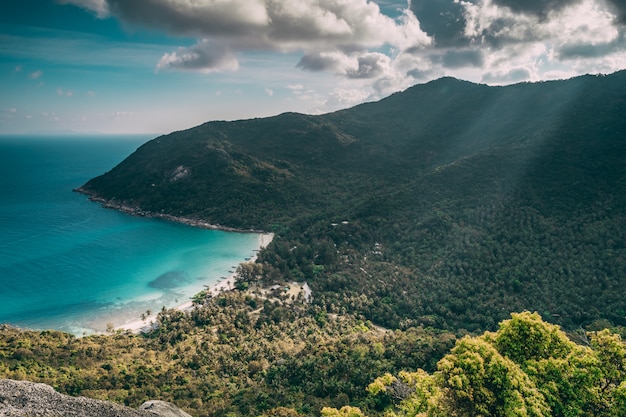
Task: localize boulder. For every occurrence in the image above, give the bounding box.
[0,379,192,417]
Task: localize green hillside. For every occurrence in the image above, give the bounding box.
[4,71,626,417]
[78,71,626,332]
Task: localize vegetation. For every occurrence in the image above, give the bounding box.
[342,312,626,417]
[0,293,456,417]
[80,70,626,331]
[4,72,625,415]
[1,305,624,416]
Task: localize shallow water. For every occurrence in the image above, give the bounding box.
[0,135,261,335]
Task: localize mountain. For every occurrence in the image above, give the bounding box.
[78,71,626,331]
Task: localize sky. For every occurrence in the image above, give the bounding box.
[1,0,625,135]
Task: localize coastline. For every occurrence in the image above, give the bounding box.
[74,188,266,234]
[112,232,274,334]
[74,187,274,335]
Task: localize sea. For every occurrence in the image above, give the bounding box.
[0,135,262,335]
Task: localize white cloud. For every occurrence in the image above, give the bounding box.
[297,50,356,72]
[157,40,239,73]
[297,50,393,79]
[60,0,626,117]
[30,70,43,79]
[346,52,392,79]
[57,0,109,18]
[388,0,625,88]
[59,0,626,83]
[98,0,428,50]
[322,87,371,109]
[71,0,430,74]
[265,88,274,96]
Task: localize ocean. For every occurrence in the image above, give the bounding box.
[0,135,262,335]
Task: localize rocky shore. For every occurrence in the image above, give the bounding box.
[0,379,192,417]
[73,188,266,234]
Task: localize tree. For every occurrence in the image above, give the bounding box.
[437,336,549,417]
[321,406,366,417]
[365,312,626,417]
[368,370,443,417]
[590,330,626,416]
[493,312,573,365]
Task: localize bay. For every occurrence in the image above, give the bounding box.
[0,135,261,335]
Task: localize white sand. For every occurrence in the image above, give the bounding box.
[114,232,274,334]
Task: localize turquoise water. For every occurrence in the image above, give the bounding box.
[0,136,261,335]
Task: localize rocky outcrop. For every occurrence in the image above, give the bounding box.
[0,380,192,417]
[139,400,193,417]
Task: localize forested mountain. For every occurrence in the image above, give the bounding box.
[78,71,626,332]
[4,71,625,417]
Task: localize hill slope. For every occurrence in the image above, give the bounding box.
[79,71,626,331]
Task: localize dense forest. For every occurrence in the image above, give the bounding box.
[1,298,624,416]
[0,293,456,416]
[79,70,626,332]
[2,72,625,416]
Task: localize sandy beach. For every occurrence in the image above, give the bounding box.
[113,232,274,334]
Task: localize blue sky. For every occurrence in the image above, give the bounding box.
[1,0,625,135]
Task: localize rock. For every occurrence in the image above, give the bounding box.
[0,379,192,417]
[139,401,193,417]
[169,166,191,182]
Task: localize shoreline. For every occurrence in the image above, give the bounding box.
[112,232,274,334]
[73,188,266,234]
[73,188,274,335]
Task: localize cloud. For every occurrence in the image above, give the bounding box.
[490,0,583,19]
[297,51,391,79]
[157,40,239,73]
[320,0,620,94]
[64,0,626,110]
[346,53,392,78]
[265,88,274,96]
[101,0,427,49]
[605,0,626,24]
[1,108,18,122]
[29,70,43,79]
[438,49,484,68]
[297,51,353,72]
[57,0,109,18]
[106,0,268,37]
[409,0,470,47]
[70,0,429,74]
[318,87,371,110]
[56,88,74,97]
[481,67,532,83]
[41,112,61,121]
